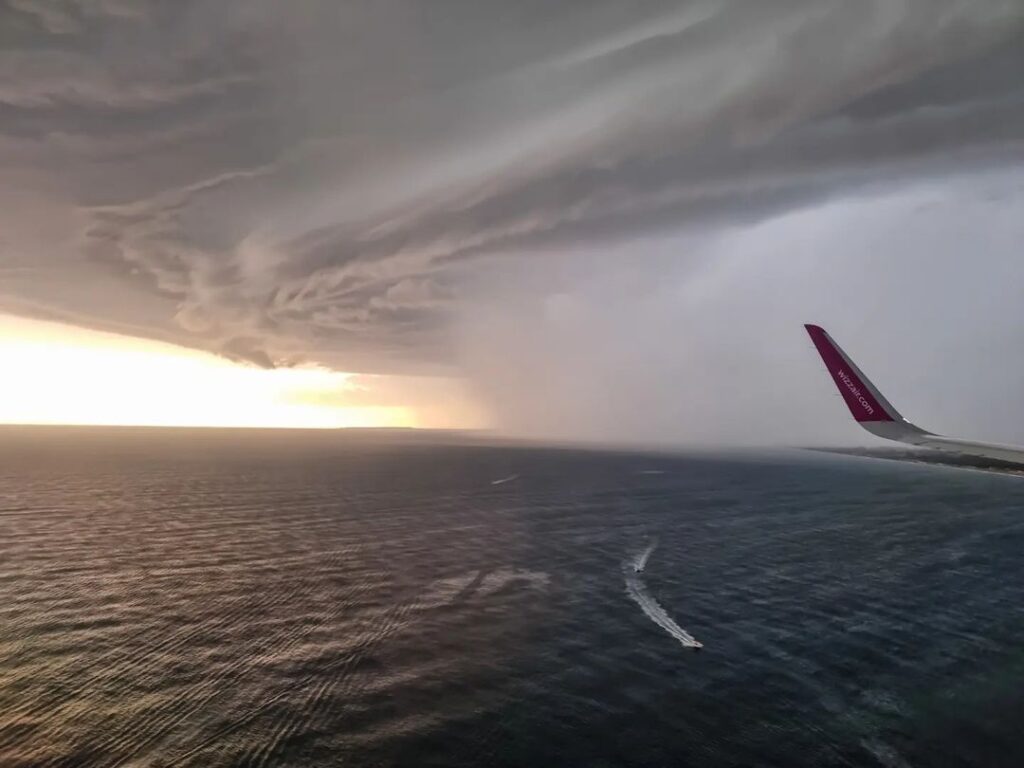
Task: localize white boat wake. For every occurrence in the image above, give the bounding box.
[632,539,658,573]
[625,543,702,650]
[490,474,519,486]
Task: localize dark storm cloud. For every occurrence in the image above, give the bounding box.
[1,0,1023,396]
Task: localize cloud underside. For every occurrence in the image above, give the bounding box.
[1,0,1023,382]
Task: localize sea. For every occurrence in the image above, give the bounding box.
[2,426,1023,768]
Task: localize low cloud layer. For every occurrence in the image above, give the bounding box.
[2,0,1023,442]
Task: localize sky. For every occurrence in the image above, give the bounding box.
[0,313,476,428]
[1,0,1023,442]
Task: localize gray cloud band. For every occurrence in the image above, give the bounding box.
[0,0,1022,375]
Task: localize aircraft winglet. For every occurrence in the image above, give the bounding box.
[804,324,901,424]
[805,324,1024,468]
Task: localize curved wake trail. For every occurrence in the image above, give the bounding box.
[632,539,658,573]
[625,543,701,649]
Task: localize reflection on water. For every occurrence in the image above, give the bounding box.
[1,427,1023,767]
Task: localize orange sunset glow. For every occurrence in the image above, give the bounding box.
[0,314,420,429]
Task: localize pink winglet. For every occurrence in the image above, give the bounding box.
[805,324,895,423]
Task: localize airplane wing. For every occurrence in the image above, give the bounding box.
[805,324,1024,468]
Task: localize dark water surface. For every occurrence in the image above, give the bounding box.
[2,427,1024,767]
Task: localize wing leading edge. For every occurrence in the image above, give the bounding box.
[805,324,1024,467]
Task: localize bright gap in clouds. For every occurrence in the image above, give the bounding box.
[0,315,416,428]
